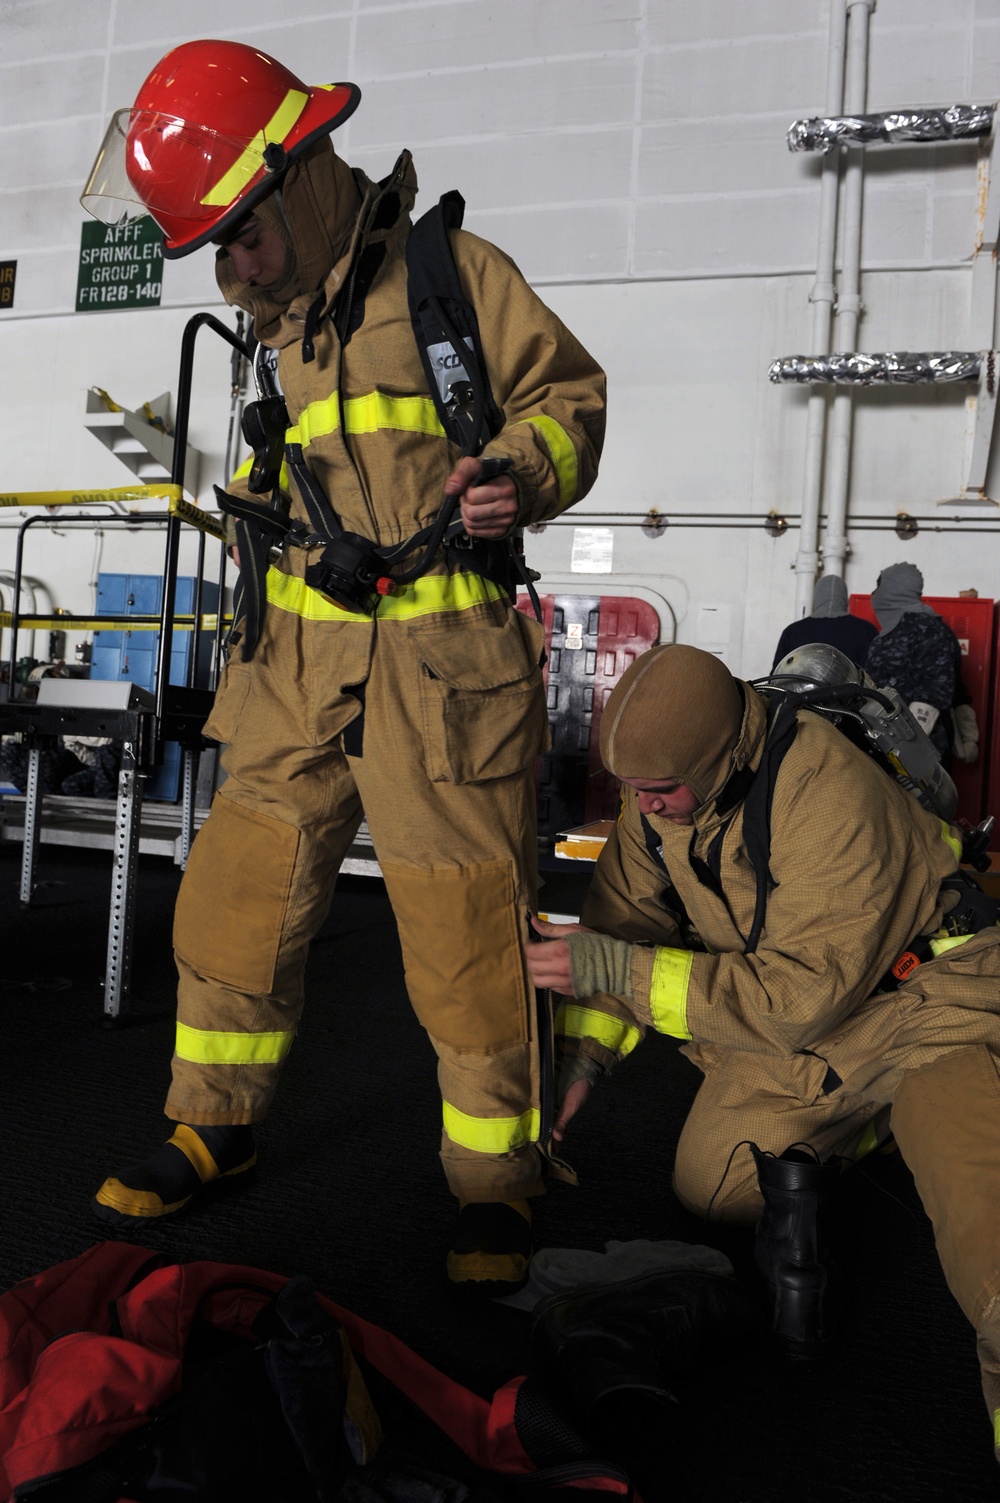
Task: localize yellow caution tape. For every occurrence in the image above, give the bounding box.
[0,613,230,633]
[167,495,229,542]
[0,485,184,508]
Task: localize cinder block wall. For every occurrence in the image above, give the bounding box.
[0,0,997,674]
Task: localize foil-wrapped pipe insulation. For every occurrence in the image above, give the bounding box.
[768,352,982,385]
[788,103,995,154]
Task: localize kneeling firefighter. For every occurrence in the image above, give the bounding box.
[80,39,606,1293]
[525,643,1000,1456]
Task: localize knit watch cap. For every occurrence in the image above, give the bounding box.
[599,644,743,804]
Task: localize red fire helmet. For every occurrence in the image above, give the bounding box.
[81,39,361,257]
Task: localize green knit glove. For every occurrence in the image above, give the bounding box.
[565,932,634,1001]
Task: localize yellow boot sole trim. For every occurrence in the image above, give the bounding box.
[446,1250,531,1286]
[94,1178,194,1219]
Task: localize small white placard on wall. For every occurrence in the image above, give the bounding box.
[570,526,614,574]
[696,603,732,644]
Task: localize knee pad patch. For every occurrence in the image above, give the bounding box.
[174,794,299,992]
[381,858,529,1049]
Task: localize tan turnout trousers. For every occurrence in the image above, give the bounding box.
[669,930,1000,1458]
[167,581,551,1203]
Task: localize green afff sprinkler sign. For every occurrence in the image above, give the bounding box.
[76,218,163,312]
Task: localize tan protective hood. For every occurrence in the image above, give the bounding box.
[599,644,744,805]
[214,138,412,347]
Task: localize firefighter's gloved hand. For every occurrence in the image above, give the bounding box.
[556,1047,605,1100]
[565,931,635,1002]
[446,454,519,539]
[909,700,940,734]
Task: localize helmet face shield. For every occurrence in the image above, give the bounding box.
[79,40,360,256]
[81,107,267,235]
[81,107,287,243]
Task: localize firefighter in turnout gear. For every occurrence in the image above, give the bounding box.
[82,39,606,1295]
[526,644,1000,1455]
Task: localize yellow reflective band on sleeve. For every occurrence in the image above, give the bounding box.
[442,1101,541,1154]
[854,1121,880,1160]
[201,89,309,207]
[929,931,976,960]
[555,1002,641,1059]
[649,947,694,1039]
[287,392,446,449]
[994,1407,1000,1451]
[265,565,505,623]
[939,821,963,861]
[174,1021,295,1066]
[518,415,578,509]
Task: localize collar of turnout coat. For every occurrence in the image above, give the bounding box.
[214,142,417,350]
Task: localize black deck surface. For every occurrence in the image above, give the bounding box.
[1,841,996,1502]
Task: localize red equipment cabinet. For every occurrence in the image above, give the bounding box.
[516,592,661,842]
[849,592,996,826]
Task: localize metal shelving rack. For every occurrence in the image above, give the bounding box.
[0,313,247,1023]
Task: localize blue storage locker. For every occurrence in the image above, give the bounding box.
[91,572,217,801]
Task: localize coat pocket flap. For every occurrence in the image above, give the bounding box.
[414,608,542,690]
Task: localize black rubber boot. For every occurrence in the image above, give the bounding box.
[530,1269,767,1453]
[446,1200,533,1299]
[92,1123,257,1225]
[751,1144,839,1360]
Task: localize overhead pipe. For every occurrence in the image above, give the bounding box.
[821,0,876,582]
[792,0,849,618]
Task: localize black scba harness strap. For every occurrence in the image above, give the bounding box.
[640,692,999,967]
[218,190,541,660]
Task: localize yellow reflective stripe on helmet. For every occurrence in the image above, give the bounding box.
[175,1021,295,1065]
[555,1002,642,1059]
[201,89,309,207]
[939,821,963,862]
[649,947,694,1039]
[929,931,976,960]
[518,414,578,509]
[229,455,290,492]
[442,1101,541,1153]
[287,392,446,449]
[265,565,504,623]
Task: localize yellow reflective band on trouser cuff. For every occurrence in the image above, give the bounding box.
[940,820,963,861]
[286,392,446,449]
[442,1101,541,1154]
[555,1002,642,1059]
[265,566,505,623]
[649,948,694,1039]
[518,415,578,509]
[175,1022,295,1066]
[201,89,309,208]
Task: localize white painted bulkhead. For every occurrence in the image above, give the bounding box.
[0,0,997,680]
